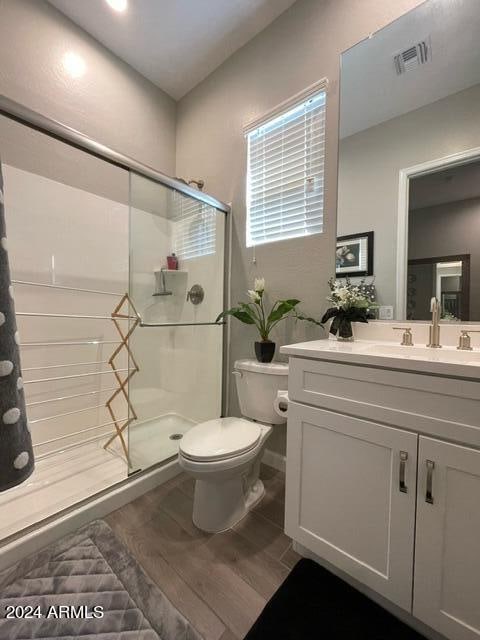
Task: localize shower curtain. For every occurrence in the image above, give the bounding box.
[0,161,34,491]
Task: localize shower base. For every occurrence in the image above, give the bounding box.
[0,412,195,544]
[0,439,127,542]
[128,412,196,471]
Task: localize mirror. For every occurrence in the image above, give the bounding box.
[337,0,480,321]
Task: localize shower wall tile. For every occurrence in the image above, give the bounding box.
[129,177,224,445]
[3,163,129,456]
[4,165,128,291]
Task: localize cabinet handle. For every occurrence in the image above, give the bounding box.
[426,460,435,504]
[399,451,408,493]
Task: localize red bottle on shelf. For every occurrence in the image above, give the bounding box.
[166,253,178,270]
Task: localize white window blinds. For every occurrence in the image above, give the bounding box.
[246,89,326,247]
[171,193,216,260]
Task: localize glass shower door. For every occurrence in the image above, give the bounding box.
[128,172,225,471]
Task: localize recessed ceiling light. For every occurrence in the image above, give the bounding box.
[62,51,86,78]
[105,0,127,12]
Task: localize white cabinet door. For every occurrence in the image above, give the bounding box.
[285,402,417,610]
[414,437,480,640]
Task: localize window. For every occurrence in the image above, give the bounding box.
[245,86,326,247]
[171,192,216,260]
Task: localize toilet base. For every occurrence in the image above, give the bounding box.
[180,422,273,533]
[192,477,266,533]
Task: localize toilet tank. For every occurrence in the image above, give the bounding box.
[233,359,288,425]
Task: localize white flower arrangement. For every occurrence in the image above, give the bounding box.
[327,278,372,311]
[322,277,377,339]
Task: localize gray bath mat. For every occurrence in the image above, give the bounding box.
[0,519,202,639]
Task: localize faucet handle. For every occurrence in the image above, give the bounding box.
[457,329,480,351]
[393,327,413,346]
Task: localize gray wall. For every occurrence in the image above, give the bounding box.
[409,197,480,319]
[0,0,176,174]
[175,0,424,452]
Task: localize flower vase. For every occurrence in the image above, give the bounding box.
[337,333,354,342]
[336,317,354,342]
[255,340,276,363]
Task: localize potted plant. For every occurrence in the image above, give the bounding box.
[321,277,376,341]
[216,278,322,363]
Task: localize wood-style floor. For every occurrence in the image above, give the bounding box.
[106,465,300,640]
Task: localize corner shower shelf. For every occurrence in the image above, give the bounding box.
[153,269,187,275]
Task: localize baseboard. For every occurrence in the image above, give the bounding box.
[262,449,286,473]
[0,459,181,572]
[292,542,446,640]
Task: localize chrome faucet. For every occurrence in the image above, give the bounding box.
[457,329,480,350]
[427,297,442,348]
[393,327,413,346]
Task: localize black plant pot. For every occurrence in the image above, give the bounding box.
[255,340,276,363]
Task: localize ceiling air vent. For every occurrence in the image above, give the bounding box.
[394,40,430,75]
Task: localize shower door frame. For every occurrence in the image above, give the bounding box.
[0,93,232,448]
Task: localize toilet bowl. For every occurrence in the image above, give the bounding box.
[178,359,288,532]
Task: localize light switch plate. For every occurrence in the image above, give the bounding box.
[379,305,394,320]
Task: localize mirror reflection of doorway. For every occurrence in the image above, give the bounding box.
[407,255,470,321]
[406,158,480,321]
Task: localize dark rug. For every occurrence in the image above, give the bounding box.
[244,558,427,640]
[0,519,202,640]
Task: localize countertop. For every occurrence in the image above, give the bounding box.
[280,339,480,380]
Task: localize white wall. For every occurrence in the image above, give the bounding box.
[175,0,424,453]
[4,163,129,457]
[0,0,176,174]
[338,83,480,311]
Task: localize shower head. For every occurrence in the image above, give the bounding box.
[174,177,204,190]
[188,179,205,191]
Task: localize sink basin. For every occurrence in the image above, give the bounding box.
[363,343,480,365]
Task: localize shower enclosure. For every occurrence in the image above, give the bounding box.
[0,96,229,543]
[127,173,225,471]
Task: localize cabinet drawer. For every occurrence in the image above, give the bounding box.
[288,357,480,447]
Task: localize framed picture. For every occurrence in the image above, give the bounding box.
[336,231,374,278]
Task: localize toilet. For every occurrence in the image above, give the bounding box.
[178,359,288,532]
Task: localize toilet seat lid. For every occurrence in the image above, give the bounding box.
[179,417,261,462]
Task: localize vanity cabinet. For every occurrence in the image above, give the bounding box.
[285,402,417,611]
[284,355,480,640]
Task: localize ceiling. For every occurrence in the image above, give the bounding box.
[340,0,480,138]
[48,0,298,99]
[410,159,480,210]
